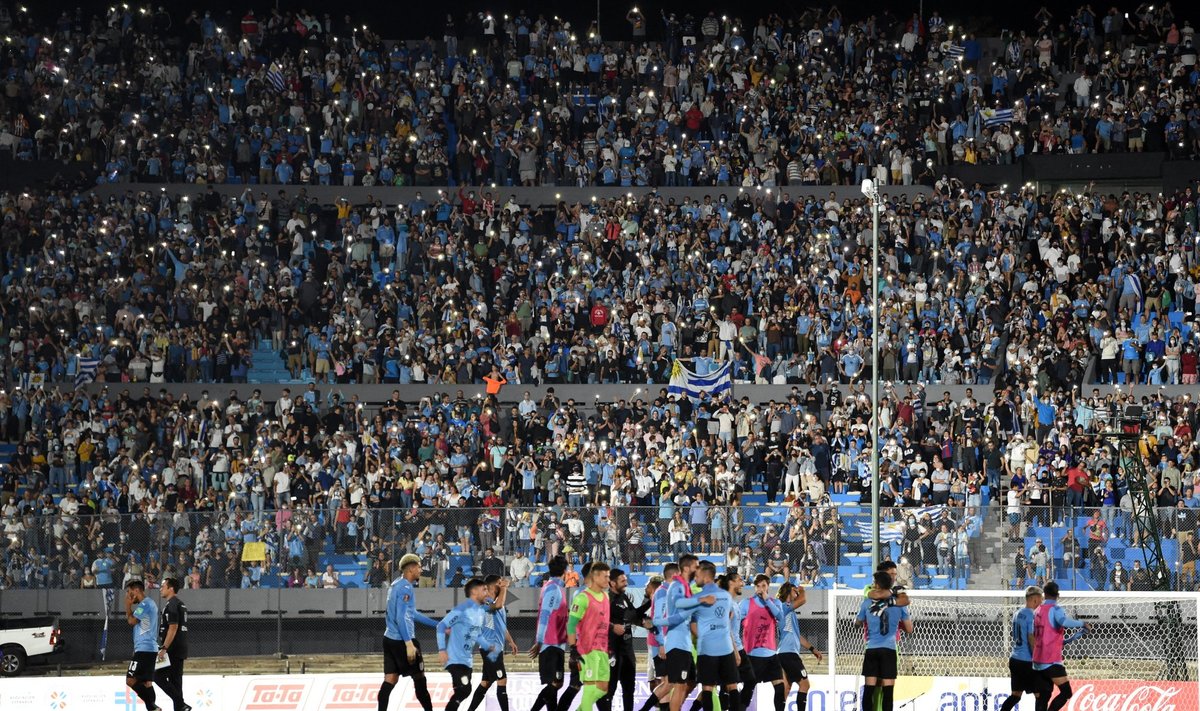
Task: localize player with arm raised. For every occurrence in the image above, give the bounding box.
[775,582,822,711]
[665,554,716,711]
[999,586,1045,711]
[691,561,742,711]
[640,570,675,711]
[721,571,757,711]
[380,554,438,711]
[739,574,785,711]
[465,575,519,711]
[1032,582,1091,711]
[437,578,502,711]
[855,572,914,711]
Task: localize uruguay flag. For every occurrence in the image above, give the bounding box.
[982,107,1014,128]
[945,43,965,59]
[855,518,908,543]
[853,505,946,542]
[1123,272,1143,309]
[75,357,100,389]
[668,359,733,401]
[266,62,286,92]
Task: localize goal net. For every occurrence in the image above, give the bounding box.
[827,589,1200,710]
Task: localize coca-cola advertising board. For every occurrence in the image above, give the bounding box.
[0,672,1193,711]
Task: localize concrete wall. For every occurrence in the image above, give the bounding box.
[80,382,1001,408]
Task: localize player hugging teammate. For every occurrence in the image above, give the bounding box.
[380,554,923,711]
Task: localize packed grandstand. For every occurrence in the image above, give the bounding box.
[0,2,1199,598]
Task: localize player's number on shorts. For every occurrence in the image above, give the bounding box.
[127,661,138,673]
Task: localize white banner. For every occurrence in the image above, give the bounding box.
[0,672,1192,711]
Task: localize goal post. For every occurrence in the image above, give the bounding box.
[827,588,1200,711]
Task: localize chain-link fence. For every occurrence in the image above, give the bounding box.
[4,504,1198,592]
[5,502,1197,669]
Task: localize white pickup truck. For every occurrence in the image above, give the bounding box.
[0,616,62,676]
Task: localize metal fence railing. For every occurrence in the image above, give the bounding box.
[4,503,1197,593]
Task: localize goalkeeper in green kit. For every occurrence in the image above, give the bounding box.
[567,562,613,711]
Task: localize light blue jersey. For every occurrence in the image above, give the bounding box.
[1011,608,1035,662]
[730,593,745,652]
[776,601,804,655]
[856,597,909,650]
[649,585,668,658]
[481,596,509,652]
[437,601,499,666]
[132,597,159,653]
[386,576,439,641]
[690,583,735,657]
[663,577,705,653]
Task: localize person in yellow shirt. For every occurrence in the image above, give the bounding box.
[78,439,96,474]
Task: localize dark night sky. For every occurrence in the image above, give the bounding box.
[22,0,1132,42]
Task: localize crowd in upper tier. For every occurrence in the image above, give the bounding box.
[0,180,1198,392]
[0,3,1198,188]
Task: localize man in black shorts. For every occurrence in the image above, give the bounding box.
[529,556,580,711]
[692,561,740,711]
[740,574,784,711]
[856,572,914,711]
[999,587,1045,711]
[380,554,438,711]
[635,573,670,711]
[663,555,714,711]
[722,572,758,711]
[156,577,191,711]
[124,579,160,711]
[466,575,518,711]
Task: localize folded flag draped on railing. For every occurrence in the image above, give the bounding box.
[75,357,100,389]
[668,359,733,401]
[853,505,946,543]
[99,587,115,661]
[982,107,1014,128]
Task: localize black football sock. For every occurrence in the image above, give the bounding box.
[467,686,488,711]
[378,680,396,711]
[558,686,580,711]
[861,685,875,711]
[881,686,894,711]
[414,676,433,711]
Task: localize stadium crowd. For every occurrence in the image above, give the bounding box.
[0,373,1199,591]
[1,180,1199,393]
[0,2,1198,187]
[0,2,1198,594]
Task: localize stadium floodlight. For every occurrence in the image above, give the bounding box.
[862,178,882,570]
